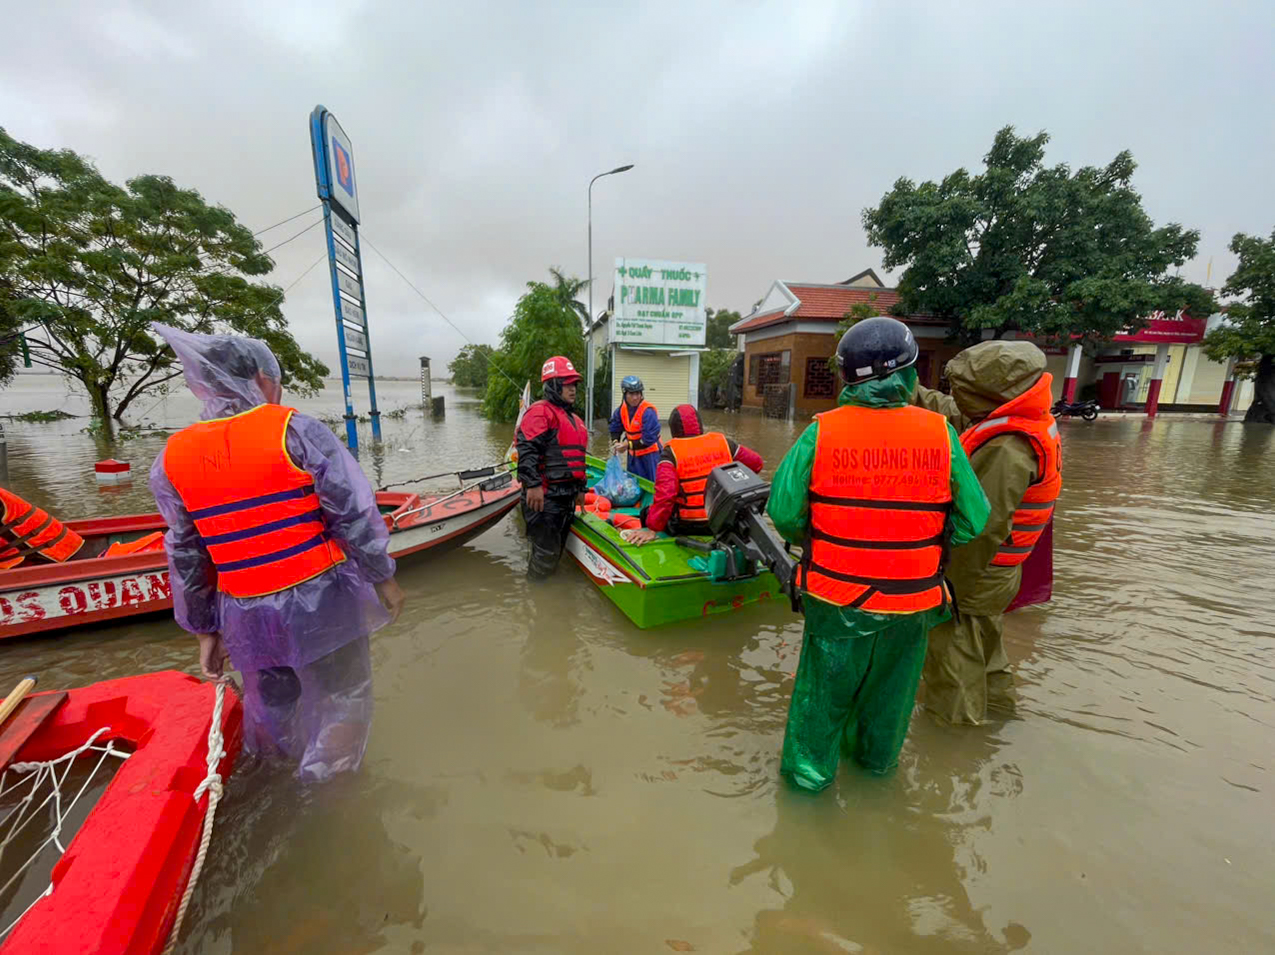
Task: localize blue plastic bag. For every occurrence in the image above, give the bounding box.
[593,453,642,507]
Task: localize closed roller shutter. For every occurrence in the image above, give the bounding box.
[612,349,691,427]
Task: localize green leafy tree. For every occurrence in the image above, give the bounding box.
[0,283,21,385]
[698,347,737,407]
[863,126,1214,344]
[1204,231,1275,423]
[482,281,585,422]
[589,342,612,420]
[827,299,880,371]
[704,307,741,349]
[0,127,326,438]
[447,342,495,390]
[548,266,591,330]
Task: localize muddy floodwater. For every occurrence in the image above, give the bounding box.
[2,375,1274,953]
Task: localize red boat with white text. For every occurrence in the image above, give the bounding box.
[0,471,520,640]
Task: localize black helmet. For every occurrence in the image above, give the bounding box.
[835,317,918,384]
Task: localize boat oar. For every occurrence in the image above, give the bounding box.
[0,675,36,727]
[0,675,69,771]
[378,463,506,492]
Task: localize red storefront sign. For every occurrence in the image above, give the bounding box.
[1111,311,1206,344]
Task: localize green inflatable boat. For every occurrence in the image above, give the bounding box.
[564,456,783,629]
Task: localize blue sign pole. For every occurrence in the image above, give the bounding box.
[309,104,381,452]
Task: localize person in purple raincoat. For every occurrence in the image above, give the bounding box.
[148,324,405,781]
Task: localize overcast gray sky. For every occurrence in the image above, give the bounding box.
[3,0,1272,378]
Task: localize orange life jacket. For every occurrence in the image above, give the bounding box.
[103,531,165,558]
[960,375,1062,568]
[162,404,345,598]
[666,432,733,527]
[795,404,953,613]
[620,400,659,457]
[0,487,84,570]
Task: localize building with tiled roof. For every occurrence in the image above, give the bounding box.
[729,271,1256,418]
[728,269,959,416]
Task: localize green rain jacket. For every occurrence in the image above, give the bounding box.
[912,341,1047,616]
[767,367,990,638]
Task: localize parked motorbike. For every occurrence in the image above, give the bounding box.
[1052,398,1099,421]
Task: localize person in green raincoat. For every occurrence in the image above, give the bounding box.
[767,319,990,792]
[912,340,1062,724]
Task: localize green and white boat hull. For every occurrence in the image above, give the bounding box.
[565,456,781,629]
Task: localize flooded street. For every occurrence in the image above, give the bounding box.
[3,376,1274,953]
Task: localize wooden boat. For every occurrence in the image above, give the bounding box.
[0,475,520,640]
[565,456,781,629]
[0,671,243,954]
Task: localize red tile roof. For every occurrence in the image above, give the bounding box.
[786,284,902,318]
[731,282,944,334]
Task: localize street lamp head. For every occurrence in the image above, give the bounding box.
[610,164,635,174]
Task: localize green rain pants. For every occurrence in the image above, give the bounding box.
[780,619,928,791]
[922,613,1014,725]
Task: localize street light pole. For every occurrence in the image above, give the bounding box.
[586,163,634,431]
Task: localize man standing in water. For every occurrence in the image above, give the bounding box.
[767,318,989,791]
[913,340,1062,724]
[515,356,589,579]
[149,325,405,781]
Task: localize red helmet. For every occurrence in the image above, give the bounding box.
[540,355,581,384]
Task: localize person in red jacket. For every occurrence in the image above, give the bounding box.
[625,404,763,545]
[515,356,590,578]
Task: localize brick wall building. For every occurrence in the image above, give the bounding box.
[729,269,954,417]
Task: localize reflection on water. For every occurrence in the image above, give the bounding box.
[2,375,1274,952]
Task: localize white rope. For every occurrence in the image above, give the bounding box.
[161,680,229,955]
[0,729,130,939]
[0,681,230,951]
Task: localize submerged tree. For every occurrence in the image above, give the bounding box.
[863,126,1214,344]
[1204,231,1275,423]
[0,127,326,437]
[448,343,496,390]
[482,279,585,422]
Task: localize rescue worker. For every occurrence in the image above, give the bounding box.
[148,324,405,782]
[0,487,84,569]
[515,355,589,579]
[623,404,764,544]
[767,318,990,791]
[609,376,661,482]
[912,340,1062,724]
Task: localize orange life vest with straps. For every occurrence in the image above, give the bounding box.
[960,375,1062,568]
[620,400,659,457]
[163,404,346,598]
[0,487,84,570]
[795,404,953,613]
[666,432,733,526]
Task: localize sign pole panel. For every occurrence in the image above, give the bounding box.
[309,104,381,451]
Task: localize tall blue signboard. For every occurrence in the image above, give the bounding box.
[309,105,380,452]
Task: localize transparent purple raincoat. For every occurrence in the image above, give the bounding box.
[148,324,395,780]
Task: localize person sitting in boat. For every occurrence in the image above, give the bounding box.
[767,318,990,792]
[147,324,405,782]
[516,355,589,579]
[609,376,662,482]
[911,340,1062,725]
[623,404,764,545]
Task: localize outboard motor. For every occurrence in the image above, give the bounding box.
[676,462,801,610]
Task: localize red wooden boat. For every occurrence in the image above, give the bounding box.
[0,477,520,640]
[0,671,243,954]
